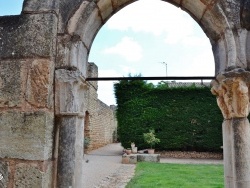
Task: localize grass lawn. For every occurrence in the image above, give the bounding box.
[126,162,224,188]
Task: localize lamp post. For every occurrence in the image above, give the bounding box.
[160,62,167,76]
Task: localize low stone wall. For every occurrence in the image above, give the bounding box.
[157,151,223,159]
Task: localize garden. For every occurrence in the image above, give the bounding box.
[114,79,224,187]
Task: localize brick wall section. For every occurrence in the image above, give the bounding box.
[85,62,117,152]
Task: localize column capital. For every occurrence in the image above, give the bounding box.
[55,69,88,116]
[211,68,250,119]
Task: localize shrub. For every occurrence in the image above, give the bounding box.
[114,79,223,152]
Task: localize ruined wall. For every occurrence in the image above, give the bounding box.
[85,62,117,152]
[87,100,117,151]
[0,14,57,188]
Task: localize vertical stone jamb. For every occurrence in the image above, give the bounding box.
[222,120,234,187]
[211,69,250,188]
[55,69,87,188]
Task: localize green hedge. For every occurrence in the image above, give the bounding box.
[114,80,223,152]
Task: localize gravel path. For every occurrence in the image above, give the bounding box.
[82,143,223,188]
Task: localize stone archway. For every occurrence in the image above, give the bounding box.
[0,0,250,187]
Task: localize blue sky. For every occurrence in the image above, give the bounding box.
[0,0,23,15]
[0,0,214,105]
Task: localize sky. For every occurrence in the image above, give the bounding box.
[0,0,214,106]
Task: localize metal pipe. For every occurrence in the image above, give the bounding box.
[86,76,215,81]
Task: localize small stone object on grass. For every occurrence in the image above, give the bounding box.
[137,154,160,163]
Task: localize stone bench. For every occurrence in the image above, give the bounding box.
[122,154,160,164]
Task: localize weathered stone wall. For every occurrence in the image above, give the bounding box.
[0,13,57,188]
[85,62,117,152]
[87,100,117,151]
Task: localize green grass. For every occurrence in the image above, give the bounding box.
[126,162,224,188]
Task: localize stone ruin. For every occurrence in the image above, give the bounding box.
[1,0,250,187]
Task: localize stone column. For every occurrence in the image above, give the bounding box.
[211,69,250,188]
[55,69,87,188]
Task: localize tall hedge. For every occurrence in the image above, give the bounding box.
[114,80,223,152]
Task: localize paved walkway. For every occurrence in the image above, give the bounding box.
[82,143,135,188]
[82,143,223,188]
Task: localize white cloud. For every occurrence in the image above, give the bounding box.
[176,51,214,77]
[181,36,209,47]
[98,82,116,105]
[99,69,122,77]
[190,51,215,76]
[97,70,121,105]
[120,65,137,75]
[102,37,143,62]
[106,0,207,46]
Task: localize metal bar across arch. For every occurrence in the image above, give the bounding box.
[86,76,215,81]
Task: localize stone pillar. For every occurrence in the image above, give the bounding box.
[55,69,87,188]
[211,69,250,188]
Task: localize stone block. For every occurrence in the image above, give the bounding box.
[22,0,59,13]
[23,0,90,34]
[0,59,54,109]
[58,0,86,33]
[122,154,137,164]
[0,161,9,188]
[0,13,57,59]
[167,0,181,7]
[97,0,113,22]
[112,0,134,10]
[67,1,90,35]
[182,0,206,21]
[69,2,102,49]
[0,60,23,108]
[56,35,88,76]
[26,59,54,108]
[0,111,54,160]
[137,154,160,163]
[81,8,102,49]
[201,4,225,41]
[14,162,52,188]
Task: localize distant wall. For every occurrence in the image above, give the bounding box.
[84,62,117,152]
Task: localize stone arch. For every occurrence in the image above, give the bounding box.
[51,1,250,187]
[21,0,250,73]
[60,0,249,75]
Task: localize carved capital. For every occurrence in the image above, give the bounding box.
[55,69,88,116]
[211,69,250,119]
